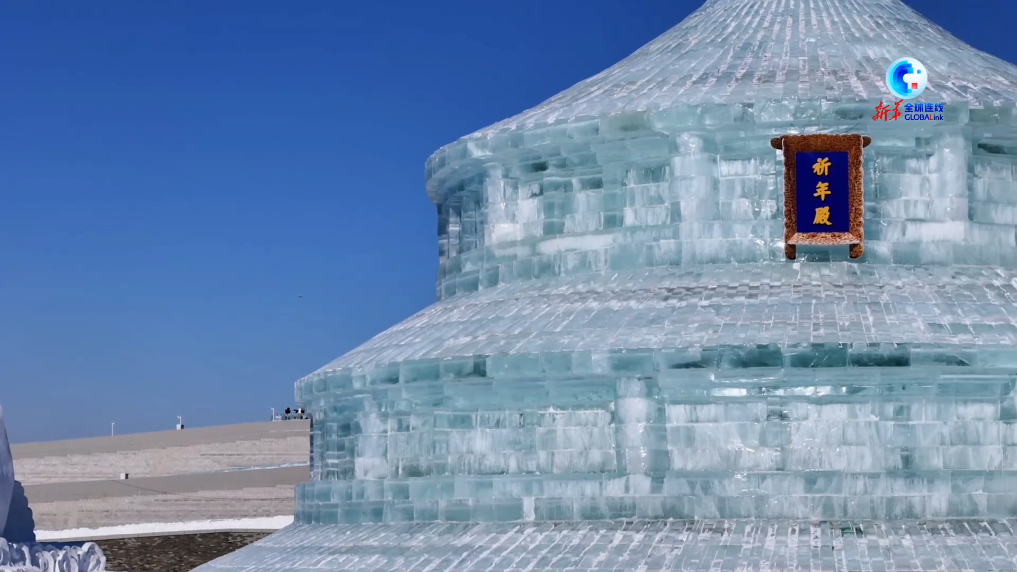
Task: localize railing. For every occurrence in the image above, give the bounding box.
[270,408,309,421]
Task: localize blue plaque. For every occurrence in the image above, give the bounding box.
[795,152,850,233]
[771,134,869,260]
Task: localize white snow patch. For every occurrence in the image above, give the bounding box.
[215,462,309,474]
[34,515,294,542]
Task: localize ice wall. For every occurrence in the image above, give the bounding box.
[296,351,1017,523]
[424,0,1017,300]
[294,259,1017,523]
[430,102,1017,300]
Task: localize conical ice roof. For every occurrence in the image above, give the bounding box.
[470,0,1017,138]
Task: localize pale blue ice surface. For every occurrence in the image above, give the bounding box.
[198,521,1017,572]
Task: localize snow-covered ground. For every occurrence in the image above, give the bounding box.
[35,515,294,542]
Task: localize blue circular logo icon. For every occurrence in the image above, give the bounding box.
[886,57,928,100]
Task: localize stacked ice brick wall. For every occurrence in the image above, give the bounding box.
[292,99,1017,524]
[431,102,1017,298]
[295,338,1017,522]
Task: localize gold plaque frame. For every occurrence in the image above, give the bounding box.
[769,134,871,260]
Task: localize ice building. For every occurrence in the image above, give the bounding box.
[197,0,1017,570]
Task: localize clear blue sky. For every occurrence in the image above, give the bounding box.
[0,1,1007,443]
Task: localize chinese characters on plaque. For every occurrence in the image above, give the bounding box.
[769,134,871,260]
[797,153,849,232]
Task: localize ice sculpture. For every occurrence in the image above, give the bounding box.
[0,405,13,539]
[0,539,105,572]
[197,0,1017,570]
[0,407,107,572]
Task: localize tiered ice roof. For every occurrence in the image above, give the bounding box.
[466,0,1017,140]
